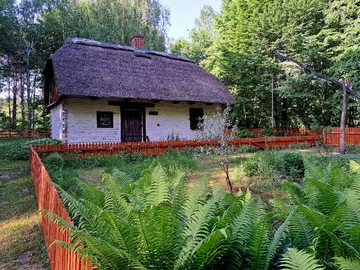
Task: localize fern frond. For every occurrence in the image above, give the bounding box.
[303,157,329,183]
[40,209,76,231]
[282,181,307,205]
[188,229,228,269]
[280,248,324,270]
[264,211,293,269]
[329,166,354,189]
[146,164,171,207]
[296,205,326,228]
[183,172,210,220]
[303,179,339,215]
[78,180,105,207]
[53,183,101,230]
[247,215,271,270]
[71,231,147,269]
[175,191,224,269]
[335,256,360,270]
[288,211,316,249]
[111,168,136,186]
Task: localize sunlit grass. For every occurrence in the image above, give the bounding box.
[0,155,49,269]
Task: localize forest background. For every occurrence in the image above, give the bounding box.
[0,0,359,131]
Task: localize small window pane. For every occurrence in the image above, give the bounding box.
[97,112,113,128]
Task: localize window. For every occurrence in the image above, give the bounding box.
[189,108,204,130]
[97,111,113,128]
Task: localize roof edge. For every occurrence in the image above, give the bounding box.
[67,38,195,64]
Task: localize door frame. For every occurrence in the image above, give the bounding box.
[120,107,146,142]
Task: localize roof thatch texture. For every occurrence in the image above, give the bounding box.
[47,38,235,104]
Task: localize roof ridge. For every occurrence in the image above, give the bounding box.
[69,38,194,63]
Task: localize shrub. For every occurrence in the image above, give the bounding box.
[345,144,360,154]
[243,150,305,179]
[282,152,304,178]
[44,153,64,170]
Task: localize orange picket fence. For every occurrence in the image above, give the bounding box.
[0,129,50,138]
[33,135,319,159]
[323,127,360,147]
[30,147,97,270]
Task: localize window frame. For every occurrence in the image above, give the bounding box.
[97,111,114,128]
[189,108,204,130]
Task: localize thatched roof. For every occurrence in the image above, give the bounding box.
[45,38,235,105]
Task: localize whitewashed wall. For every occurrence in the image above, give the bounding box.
[50,103,63,140]
[64,98,120,143]
[50,98,221,143]
[146,102,219,141]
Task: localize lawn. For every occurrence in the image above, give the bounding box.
[0,138,49,270]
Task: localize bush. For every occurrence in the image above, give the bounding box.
[243,150,305,179]
[44,153,64,170]
[243,156,260,176]
[345,144,360,154]
[282,152,304,178]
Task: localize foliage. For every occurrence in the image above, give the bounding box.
[243,150,305,179]
[44,164,290,269]
[237,128,255,138]
[280,158,360,266]
[174,0,360,129]
[168,5,216,64]
[280,248,325,270]
[0,0,170,129]
[3,138,56,160]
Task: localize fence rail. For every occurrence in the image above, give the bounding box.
[34,135,319,158]
[0,129,50,138]
[30,147,96,270]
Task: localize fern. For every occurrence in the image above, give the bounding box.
[303,157,330,183]
[264,211,293,269]
[303,178,338,215]
[174,190,224,269]
[335,257,360,270]
[282,181,306,205]
[146,164,170,207]
[280,248,324,270]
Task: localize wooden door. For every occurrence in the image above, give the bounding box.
[121,109,144,142]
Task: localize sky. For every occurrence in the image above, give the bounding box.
[161,0,222,40]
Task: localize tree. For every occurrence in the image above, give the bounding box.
[195,107,238,193]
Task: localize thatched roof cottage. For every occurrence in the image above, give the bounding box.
[43,35,235,143]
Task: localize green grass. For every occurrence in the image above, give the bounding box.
[0,138,49,269]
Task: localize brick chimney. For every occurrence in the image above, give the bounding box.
[131,34,144,49]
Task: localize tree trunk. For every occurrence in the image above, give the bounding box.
[339,79,350,154]
[25,40,34,130]
[281,99,287,136]
[20,71,25,127]
[12,71,17,129]
[26,56,32,129]
[7,76,11,129]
